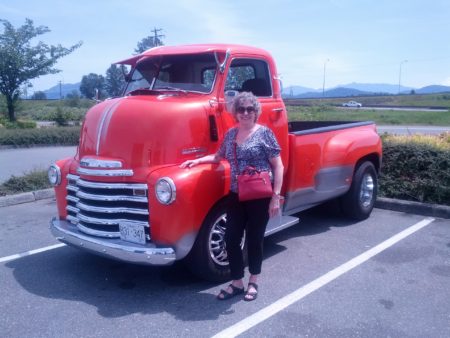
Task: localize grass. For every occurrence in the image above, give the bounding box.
[287,105,450,125]
[0,169,51,196]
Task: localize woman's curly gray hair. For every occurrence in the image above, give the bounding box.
[231,91,261,122]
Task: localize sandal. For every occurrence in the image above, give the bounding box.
[244,282,258,301]
[217,284,245,300]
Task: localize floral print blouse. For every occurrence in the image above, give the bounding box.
[217,125,281,193]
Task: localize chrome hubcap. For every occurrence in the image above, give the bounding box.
[208,213,245,266]
[360,173,374,208]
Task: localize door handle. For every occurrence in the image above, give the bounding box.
[272,108,284,112]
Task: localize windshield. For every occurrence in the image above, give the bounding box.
[124,53,218,95]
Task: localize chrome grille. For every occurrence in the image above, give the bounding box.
[65,174,150,240]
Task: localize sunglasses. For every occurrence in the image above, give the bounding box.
[236,106,256,114]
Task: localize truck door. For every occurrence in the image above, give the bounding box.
[222,57,289,169]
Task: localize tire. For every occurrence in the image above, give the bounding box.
[340,161,378,220]
[184,199,246,282]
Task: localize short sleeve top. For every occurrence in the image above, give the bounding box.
[217,125,281,193]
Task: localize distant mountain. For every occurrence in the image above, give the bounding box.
[43,82,81,99]
[282,82,450,98]
[415,85,450,94]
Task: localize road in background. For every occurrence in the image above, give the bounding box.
[0,146,77,183]
[377,125,450,135]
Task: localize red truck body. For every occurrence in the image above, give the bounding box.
[49,44,382,280]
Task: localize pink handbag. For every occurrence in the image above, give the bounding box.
[237,166,273,201]
[234,138,273,201]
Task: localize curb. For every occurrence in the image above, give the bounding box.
[1,190,449,219]
[0,188,55,207]
[375,197,450,219]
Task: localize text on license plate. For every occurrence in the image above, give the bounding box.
[119,222,146,245]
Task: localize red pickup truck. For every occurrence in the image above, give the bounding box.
[48,44,382,281]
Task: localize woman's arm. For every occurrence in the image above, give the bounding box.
[179,153,222,168]
[268,155,284,218]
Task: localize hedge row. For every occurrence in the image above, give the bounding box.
[379,134,450,205]
[0,126,80,147]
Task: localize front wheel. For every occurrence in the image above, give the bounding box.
[184,199,246,282]
[340,161,378,220]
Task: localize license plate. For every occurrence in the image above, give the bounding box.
[119,222,146,245]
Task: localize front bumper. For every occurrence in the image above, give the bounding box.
[50,218,176,266]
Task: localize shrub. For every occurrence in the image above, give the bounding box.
[0,170,50,196]
[379,133,450,205]
[0,126,80,147]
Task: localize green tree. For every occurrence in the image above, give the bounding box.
[105,64,125,97]
[31,91,47,100]
[79,73,105,99]
[0,18,82,121]
[134,29,164,54]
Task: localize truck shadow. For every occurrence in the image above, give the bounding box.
[6,201,361,321]
[6,249,237,321]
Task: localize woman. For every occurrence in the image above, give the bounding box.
[180,92,284,301]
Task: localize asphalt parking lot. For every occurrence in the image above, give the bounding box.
[0,199,449,338]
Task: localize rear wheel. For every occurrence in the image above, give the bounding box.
[340,161,378,220]
[185,200,246,281]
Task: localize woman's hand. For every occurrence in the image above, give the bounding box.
[269,194,282,218]
[179,159,199,168]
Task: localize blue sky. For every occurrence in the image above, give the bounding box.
[1,0,450,93]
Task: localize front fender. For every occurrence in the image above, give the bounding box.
[148,161,230,258]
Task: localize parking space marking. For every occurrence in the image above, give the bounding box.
[212,217,435,338]
[0,243,66,263]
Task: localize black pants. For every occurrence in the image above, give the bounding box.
[225,192,271,280]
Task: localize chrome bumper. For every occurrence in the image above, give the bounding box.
[50,218,176,266]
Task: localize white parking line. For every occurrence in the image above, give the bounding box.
[0,243,66,263]
[212,217,435,338]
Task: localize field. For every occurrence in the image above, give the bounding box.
[285,93,450,125]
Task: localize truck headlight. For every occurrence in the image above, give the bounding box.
[48,164,61,186]
[155,177,176,205]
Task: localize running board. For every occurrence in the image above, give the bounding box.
[265,215,300,237]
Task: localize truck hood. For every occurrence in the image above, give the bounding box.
[78,95,213,174]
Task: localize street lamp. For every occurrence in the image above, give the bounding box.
[322,58,330,97]
[398,60,408,94]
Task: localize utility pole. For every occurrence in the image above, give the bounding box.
[322,58,330,97]
[59,80,62,100]
[151,28,165,46]
[398,60,408,94]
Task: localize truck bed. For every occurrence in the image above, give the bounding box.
[288,120,375,135]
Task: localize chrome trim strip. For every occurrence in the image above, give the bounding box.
[67,184,79,192]
[67,173,80,181]
[80,157,122,168]
[290,121,375,136]
[77,213,149,227]
[77,167,134,177]
[96,100,121,155]
[66,205,80,214]
[66,215,79,224]
[76,179,147,190]
[50,218,175,266]
[77,222,120,238]
[76,190,148,203]
[66,195,79,203]
[76,202,149,215]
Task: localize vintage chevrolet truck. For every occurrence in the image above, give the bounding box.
[48,44,382,281]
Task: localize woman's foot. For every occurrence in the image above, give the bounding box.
[217,282,244,300]
[244,282,258,301]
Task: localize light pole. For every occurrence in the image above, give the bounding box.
[398,60,408,94]
[322,58,330,97]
